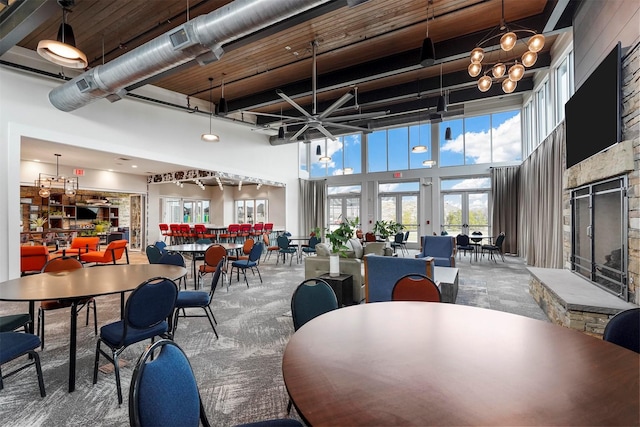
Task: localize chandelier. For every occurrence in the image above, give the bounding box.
[468,0,544,94]
[35,154,79,198]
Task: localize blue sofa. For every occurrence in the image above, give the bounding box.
[416,235,456,267]
[363,254,434,302]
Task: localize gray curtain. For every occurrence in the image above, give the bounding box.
[518,122,564,268]
[490,166,519,255]
[299,179,326,236]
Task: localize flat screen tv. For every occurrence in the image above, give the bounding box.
[77,206,98,220]
[565,42,621,169]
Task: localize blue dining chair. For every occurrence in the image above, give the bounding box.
[603,308,640,353]
[229,242,263,288]
[158,251,188,289]
[145,245,163,264]
[93,276,179,404]
[173,259,224,340]
[0,332,46,397]
[129,339,302,427]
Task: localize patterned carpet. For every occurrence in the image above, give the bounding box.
[0,249,546,426]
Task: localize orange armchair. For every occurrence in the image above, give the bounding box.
[20,245,50,276]
[80,240,129,265]
[56,236,100,257]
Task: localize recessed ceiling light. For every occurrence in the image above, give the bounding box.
[107,169,114,172]
[34,159,40,162]
[131,165,138,168]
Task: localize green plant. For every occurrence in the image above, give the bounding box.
[324,217,358,257]
[94,220,111,233]
[309,226,321,237]
[30,216,47,227]
[373,220,403,239]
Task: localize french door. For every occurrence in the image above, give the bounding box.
[441,192,489,237]
[379,188,419,244]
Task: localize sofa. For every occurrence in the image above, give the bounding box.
[304,239,391,303]
[363,254,435,302]
[416,235,456,267]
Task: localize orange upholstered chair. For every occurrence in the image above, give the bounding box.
[20,245,50,276]
[80,240,129,265]
[392,274,441,302]
[56,236,100,257]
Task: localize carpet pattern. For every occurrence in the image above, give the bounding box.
[0,250,546,426]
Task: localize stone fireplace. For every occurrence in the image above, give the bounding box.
[529,42,639,337]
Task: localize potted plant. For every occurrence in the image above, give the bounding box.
[373,220,403,242]
[324,217,358,276]
[30,216,47,232]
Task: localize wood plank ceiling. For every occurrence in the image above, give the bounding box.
[7,0,574,140]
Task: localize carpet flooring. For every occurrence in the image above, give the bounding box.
[0,249,547,426]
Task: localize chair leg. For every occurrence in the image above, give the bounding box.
[287,398,293,415]
[93,340,102,385]
[204,307,219,339]
[37,308,44,350]
[92,300,98,335]
[113,350,123,405]
[29,350,46,397]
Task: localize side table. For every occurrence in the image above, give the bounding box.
[318,273,354,306]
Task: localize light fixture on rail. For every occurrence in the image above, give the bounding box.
[35,153,79,198]
[468,0,544,93]
[201,77,220,142]
[37,0,88,69]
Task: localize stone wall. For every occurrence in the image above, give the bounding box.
[562,39,640,305]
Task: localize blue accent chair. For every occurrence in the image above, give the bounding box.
[0,332,46,397]
[603,308,640,353]
[93,277,178,404]
[129,339,302,427]
[301,236,320,257]
[276,235,297,265]
[364,254,434,302]
[416,235,456,267]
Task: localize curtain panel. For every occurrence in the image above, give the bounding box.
[491,166,520,255]
[517,122,564,268]
[299,179,327,236]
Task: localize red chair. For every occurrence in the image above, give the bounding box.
[80,240,129,265]
[392,274,441,302]
[179,224,196,243]
[238,223,252,241]
[251,222,264,239]
[169,224,181,244]
[225,224,240,242]
[197,244,227,289]
[20,245,50,276]
[193,224,215,241]
[159,224,170,242]
[227,238,254,269]
[39,256,97,349]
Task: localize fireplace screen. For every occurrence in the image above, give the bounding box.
[571,176,628,300]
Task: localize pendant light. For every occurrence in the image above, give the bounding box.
[411,105,427,153]
[419,0,435,67]
[277,106,285,139]
[201,78,220,142]
[37,0,87,69]
[445,127,452,140]
[318,139,331,163]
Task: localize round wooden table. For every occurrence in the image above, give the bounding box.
[282,302,640,426]
[0,264,187,392]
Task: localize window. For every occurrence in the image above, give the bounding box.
[378,181,419,243]
[440,178,490,237]
[327,185,361,231]
[310,134,362,177]
[235,199,267,224]
[367,125,434,172]
[555,51,573,125]
[162,198,209,224]
[440,110,521,166]
[535,80,549,140]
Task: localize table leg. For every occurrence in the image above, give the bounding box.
[28,301,35,334]
[68,300,79,392]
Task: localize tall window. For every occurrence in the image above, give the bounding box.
[367,124,434,172]
[378,181,419,243]
[310,134,362,177]
[440,178,490,237]
[555,51,573,125]
[235,199,267,224]
[440,110,521,167]
[327,185,361,231]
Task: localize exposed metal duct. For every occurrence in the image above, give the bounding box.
[48,0,333,112]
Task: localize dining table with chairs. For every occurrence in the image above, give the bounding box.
[0,263,187,392]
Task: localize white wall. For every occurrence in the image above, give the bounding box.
[0,66,300,280]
